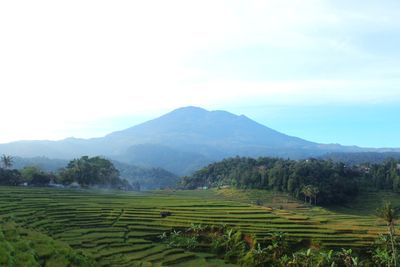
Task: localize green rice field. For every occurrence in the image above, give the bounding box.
[0,187,397,266]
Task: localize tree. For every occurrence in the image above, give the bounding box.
[301,186,309,204]
[20,166,52,186]
[21,166,42,183]
[311,186,320,205]
[0,169,22,186]
[183,157,360,205]
[377,202,398,267]
[59,156,126,189]
[301,185,314,205]
[30,172,52,186]
[1,155,13,169]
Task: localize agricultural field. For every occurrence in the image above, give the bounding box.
[0,186,395,266]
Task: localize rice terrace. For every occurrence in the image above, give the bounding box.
[1,184,398,266]
[2,1,400,266]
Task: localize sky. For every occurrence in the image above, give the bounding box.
[0,0,400,147]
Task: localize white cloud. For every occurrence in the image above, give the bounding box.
[0,0,399,143]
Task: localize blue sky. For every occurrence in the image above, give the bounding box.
[0,0,399,147]
[229,104,400,148]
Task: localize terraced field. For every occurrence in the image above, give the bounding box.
[0,187,394,266]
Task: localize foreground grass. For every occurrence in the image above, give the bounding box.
[0,187,394,266]
[0,219,96,267]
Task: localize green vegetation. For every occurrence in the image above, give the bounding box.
[182,157,359,204]
[321,152,400,166]
[0,186,399,266]
[2,154,180,191]
[2,153,400,265]
[0,155,133,190]
[9,156,179,191]
[182,157,400,206]
[114,161,179,190]
[1,155,13,169]
[58,156,131,189]
[159,227,365,266]
[362,159,400,192]
[377,202,399,266]
[0,218,96,267]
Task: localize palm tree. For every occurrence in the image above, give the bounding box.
[301,185,315,205]
[301,186,307,203]
[1,155,13,169]
[312,186,320,205]
[301,185,311,204]
[377,201,398,267]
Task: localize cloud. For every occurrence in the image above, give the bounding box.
[0,0,399,142]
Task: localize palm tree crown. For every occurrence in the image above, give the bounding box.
[1,154,13,169]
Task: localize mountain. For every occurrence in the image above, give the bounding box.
[1,106,399,175]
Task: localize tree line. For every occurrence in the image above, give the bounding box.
[182,157,364,205]
[0,154,134,190]
[360,159,400,192]
[182,157,400,205]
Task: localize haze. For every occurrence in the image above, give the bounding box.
[1,0,399,147]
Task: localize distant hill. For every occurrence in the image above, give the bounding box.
[1,106,399,175]
[320,152,400,165]
[112,161,179,190]
[12,156,68,172]
[114,144,210,176]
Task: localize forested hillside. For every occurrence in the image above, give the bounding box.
[182,157,400,205]
[321,152,400,165]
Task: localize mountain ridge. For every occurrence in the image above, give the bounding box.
[1,106,399,175]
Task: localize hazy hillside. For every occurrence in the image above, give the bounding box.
[112,160,179,190]
[1,106,399,175]
[114,144,211,176]
[12,157,69,171]
[11,156,178,190]
[320,152,400,165]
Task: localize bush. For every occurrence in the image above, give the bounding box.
[242,243,270,267]
[162,230,199,250]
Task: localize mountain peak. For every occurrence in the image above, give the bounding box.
[105,105,315,149]
[169,106,208,114]
[166,106,242,120]
[1,106,379,175]
[177,106,207,111]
